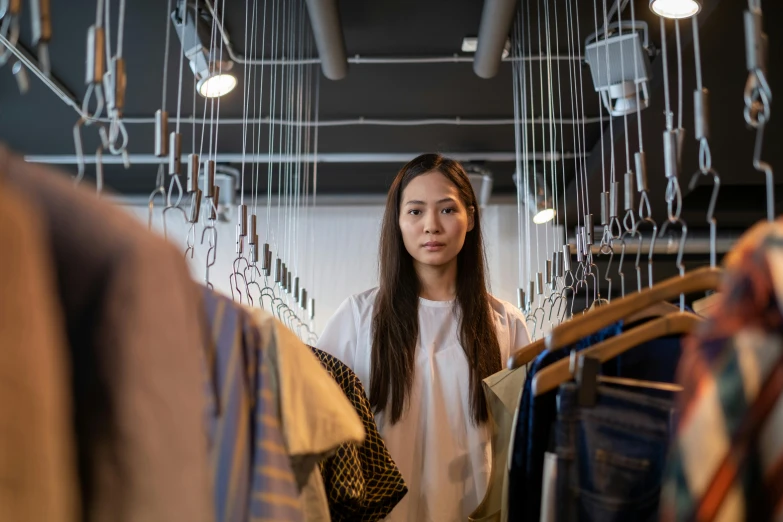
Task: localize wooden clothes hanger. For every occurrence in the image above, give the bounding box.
[531,311,702,396]
[508,266,723,369]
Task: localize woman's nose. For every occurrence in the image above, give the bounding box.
[424,211,442,234]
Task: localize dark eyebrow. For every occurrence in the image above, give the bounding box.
[404,197,457,206]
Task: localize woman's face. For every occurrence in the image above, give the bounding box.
[398,171,474,269]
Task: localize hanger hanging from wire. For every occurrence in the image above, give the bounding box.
[658,15,689,311]
[744,0,774,222]
[163,0,191,238]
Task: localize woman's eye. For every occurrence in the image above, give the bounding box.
[408,209,421,216]
[442,208,456,214]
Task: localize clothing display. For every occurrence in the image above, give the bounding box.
[1,145,213,522]
[507,322,624,521]
[508,319,684,521]
[662,220,783,522]
[0,182,79,522]
[469,366,528,522]
[317,288,531,521]
[554,383,676,522]
[247,309,366,521]
[310,347,408,522]
[0,0,773,518]
[202,289,304,522]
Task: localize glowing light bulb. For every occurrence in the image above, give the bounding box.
[649,0,701,19]
[197,73,238,98]
[533,208,556,224]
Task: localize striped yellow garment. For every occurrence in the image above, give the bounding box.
[203,289,303,522]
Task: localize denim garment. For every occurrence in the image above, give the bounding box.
[554,383,676,522]
[507,322,624,522]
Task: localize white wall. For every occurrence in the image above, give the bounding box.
[126,203,563,336]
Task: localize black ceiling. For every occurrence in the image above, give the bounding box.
[0,0,780,236]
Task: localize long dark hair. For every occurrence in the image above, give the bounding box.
[370,153,502,425]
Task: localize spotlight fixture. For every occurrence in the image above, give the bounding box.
[584,22,653,116]
[172,2,237,98]
[649,0,701,19]
[513,171,555,225]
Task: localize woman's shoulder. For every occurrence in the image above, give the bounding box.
[487,293,532,354]
[335,287,379,325]
[349,287,380,308]
[487,293,525,321]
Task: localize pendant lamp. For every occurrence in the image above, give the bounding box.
[649,0,701,19]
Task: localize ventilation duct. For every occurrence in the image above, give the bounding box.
[304,0,348,80]
[473,0,519,79]
[464,164,494,207]
[584,22,653,116]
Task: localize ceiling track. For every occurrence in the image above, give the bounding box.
[118,115,604,126]
[25,151,588,165]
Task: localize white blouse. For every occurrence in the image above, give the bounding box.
[316,288,531,522]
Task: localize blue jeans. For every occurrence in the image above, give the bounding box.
[554,383,676,522]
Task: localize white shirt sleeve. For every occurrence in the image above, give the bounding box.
[315,296,359,369]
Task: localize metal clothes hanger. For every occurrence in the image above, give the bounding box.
[744,0,774,221]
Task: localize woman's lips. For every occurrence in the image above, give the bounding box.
[423,241,446,251]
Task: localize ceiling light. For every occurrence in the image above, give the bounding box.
[649,0,701,19]
[197,70,237,98]
[513,171,556,224]
[533,208,556,224]
[172,3,238,99]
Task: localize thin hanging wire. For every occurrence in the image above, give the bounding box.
[553,0,567,237]
[527,0,541,283]
[574,0,591,220]
[160,0,173,111]
[616,2,631,175]
[629,0,644,152]
[600,0,616,188]
[512,13,526,301]
[537,0,550,279]
[266,0,279,247]
[565,0,582,234]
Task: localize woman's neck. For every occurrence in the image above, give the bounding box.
[414,259,458,301]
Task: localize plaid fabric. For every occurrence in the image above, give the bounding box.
[309,347,408,521]
[662,220,783,522]
[203,289,303,522]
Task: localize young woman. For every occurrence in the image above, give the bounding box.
[316,153,531,521]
